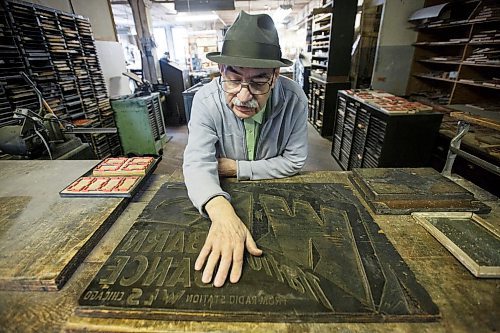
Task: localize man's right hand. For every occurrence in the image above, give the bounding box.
[195,196,262,287]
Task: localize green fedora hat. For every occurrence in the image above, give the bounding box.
[206,11,293,68]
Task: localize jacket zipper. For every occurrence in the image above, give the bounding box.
[240,118,248,159]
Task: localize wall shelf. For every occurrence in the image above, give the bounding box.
[462,62,500,68]
[418,59,500,68]
[457,81,500,90]
[407,0,500,194]
[469,41,500,45]
[313,36,329,41]
[413,41,468,46]
[407,0,500,107]
[413,74,457,83]
[415,18,500,30]
[418,59,462,65]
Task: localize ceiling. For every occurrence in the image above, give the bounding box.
[215,0,312,26]
[111,0,315,30]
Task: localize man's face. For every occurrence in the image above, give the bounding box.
[220,66,279,119]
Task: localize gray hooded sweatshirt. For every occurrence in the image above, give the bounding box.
[183,75,308,215]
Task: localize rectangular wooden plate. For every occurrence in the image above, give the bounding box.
[76,183,439,323]
[412,212,500,278]
[350,168,490,214]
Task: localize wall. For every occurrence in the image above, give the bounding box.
[25,0,71,12]
[96,41,131,97]
[71,0,117,41]
[371,0,425,95]
[23,0,117,41]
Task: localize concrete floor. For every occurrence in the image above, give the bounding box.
[154,123,342,175]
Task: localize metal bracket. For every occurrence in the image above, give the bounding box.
[442,120,500,177]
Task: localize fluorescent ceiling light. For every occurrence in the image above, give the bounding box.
[175,13,219,22]
[188,29,217,36]
[272,7,292,24]
[161,3,177,14]
[113,17,135,27]
[279,0,292,10]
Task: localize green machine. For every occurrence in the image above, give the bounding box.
[111,93,167,156]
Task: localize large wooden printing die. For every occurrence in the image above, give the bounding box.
[77,183,439,322]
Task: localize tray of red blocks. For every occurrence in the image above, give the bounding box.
[59,156,160,198]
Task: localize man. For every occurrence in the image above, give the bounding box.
[183,11,308,288]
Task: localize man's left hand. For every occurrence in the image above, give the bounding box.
[218,158,237,177]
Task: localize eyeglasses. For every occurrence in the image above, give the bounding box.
[220,75,274,95]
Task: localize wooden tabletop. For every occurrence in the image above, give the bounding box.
[0,170,498,332]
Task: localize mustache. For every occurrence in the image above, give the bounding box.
[231,97,259,109]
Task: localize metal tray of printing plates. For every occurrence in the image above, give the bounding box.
[59,156,161,198]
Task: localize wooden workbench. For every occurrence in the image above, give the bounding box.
[0,169,498,332]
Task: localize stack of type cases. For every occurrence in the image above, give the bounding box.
[339,101,356,169]
[0,1,39,126]
[331,92,387,170]
[0,0,122,158]
[35,6,67,117]
[348,104,370,169]
[332,93,345,160]
[308,78,327,131]
[337,97,357,170]
[147,95,166,142]
[307,78,314,120]
[8,3,66,118]
[362,116,385,168]
[0,3,20,126]
[59,14,93,120]
[152,96,165,140]
[315,84,325,129]
[51,12,84,121]
[331,90,443,171]
[76,16,121,157]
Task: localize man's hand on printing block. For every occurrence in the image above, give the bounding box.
[195,196,262,287]
[217,158,237,177]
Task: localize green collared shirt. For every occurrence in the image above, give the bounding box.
[243,99,269,160]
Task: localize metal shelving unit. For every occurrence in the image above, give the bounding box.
[307,0,356,138]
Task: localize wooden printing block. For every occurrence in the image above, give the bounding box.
[350,168,491,215]
[77,183,439,323]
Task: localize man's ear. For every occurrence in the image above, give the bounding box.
[271,68,280,88]
[218,64,225,74]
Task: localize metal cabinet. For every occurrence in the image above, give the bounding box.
[111,93,167,156]
[332,90,443,170]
